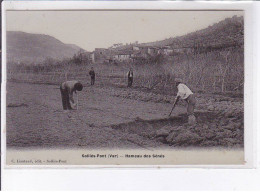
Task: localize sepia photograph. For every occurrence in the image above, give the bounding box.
[3,9,245,165]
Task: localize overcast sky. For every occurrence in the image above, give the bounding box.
[6,11,243,51]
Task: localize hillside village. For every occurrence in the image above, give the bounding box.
[77,15,243,65]
[77,44,174,64]
[7,15,244,94]
[6,12,245,155]
[6,15,243,66]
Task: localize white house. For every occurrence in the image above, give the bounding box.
[114,50,134,62]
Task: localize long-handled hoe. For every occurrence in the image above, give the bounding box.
[168,103,176,117]
[76,93,79,110]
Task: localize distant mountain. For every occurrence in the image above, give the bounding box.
[141,15,243,49]
[7,31,84,63]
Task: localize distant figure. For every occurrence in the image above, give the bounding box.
[127,68,134,87]
[89,67,95,86]
[171,78,196,124]
[60,80,83,110]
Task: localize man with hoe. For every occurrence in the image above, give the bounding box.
[169,78,196,124]
[60,80,83,110]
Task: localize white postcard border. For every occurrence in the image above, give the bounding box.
[1,0,255,170]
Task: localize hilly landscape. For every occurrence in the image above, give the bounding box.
[141,15,243,49]
[7,31,84,63]
[7,15,244,154]
[6,15,243,65]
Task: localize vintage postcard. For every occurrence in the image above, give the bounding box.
[1,2,252,167]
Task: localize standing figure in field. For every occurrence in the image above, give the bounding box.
[89,67,95,86]
[127,68,134,87]
[170,78,196,124]
[60,80,83,110]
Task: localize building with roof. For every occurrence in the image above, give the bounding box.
[113,50,134,62]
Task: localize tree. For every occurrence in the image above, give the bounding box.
[217,50,231,92]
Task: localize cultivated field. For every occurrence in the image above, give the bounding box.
[5,14,244,150]
[6,74,244,149]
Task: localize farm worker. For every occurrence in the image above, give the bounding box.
[171,78,196,124]
[60,80,83,110]
[127,68,134,87]
[89,67,96,86]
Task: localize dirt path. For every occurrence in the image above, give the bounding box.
[6,82,186,149]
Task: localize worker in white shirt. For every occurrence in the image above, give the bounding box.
[171,78,196,123]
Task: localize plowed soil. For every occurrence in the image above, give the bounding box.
[6,81,243,149]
